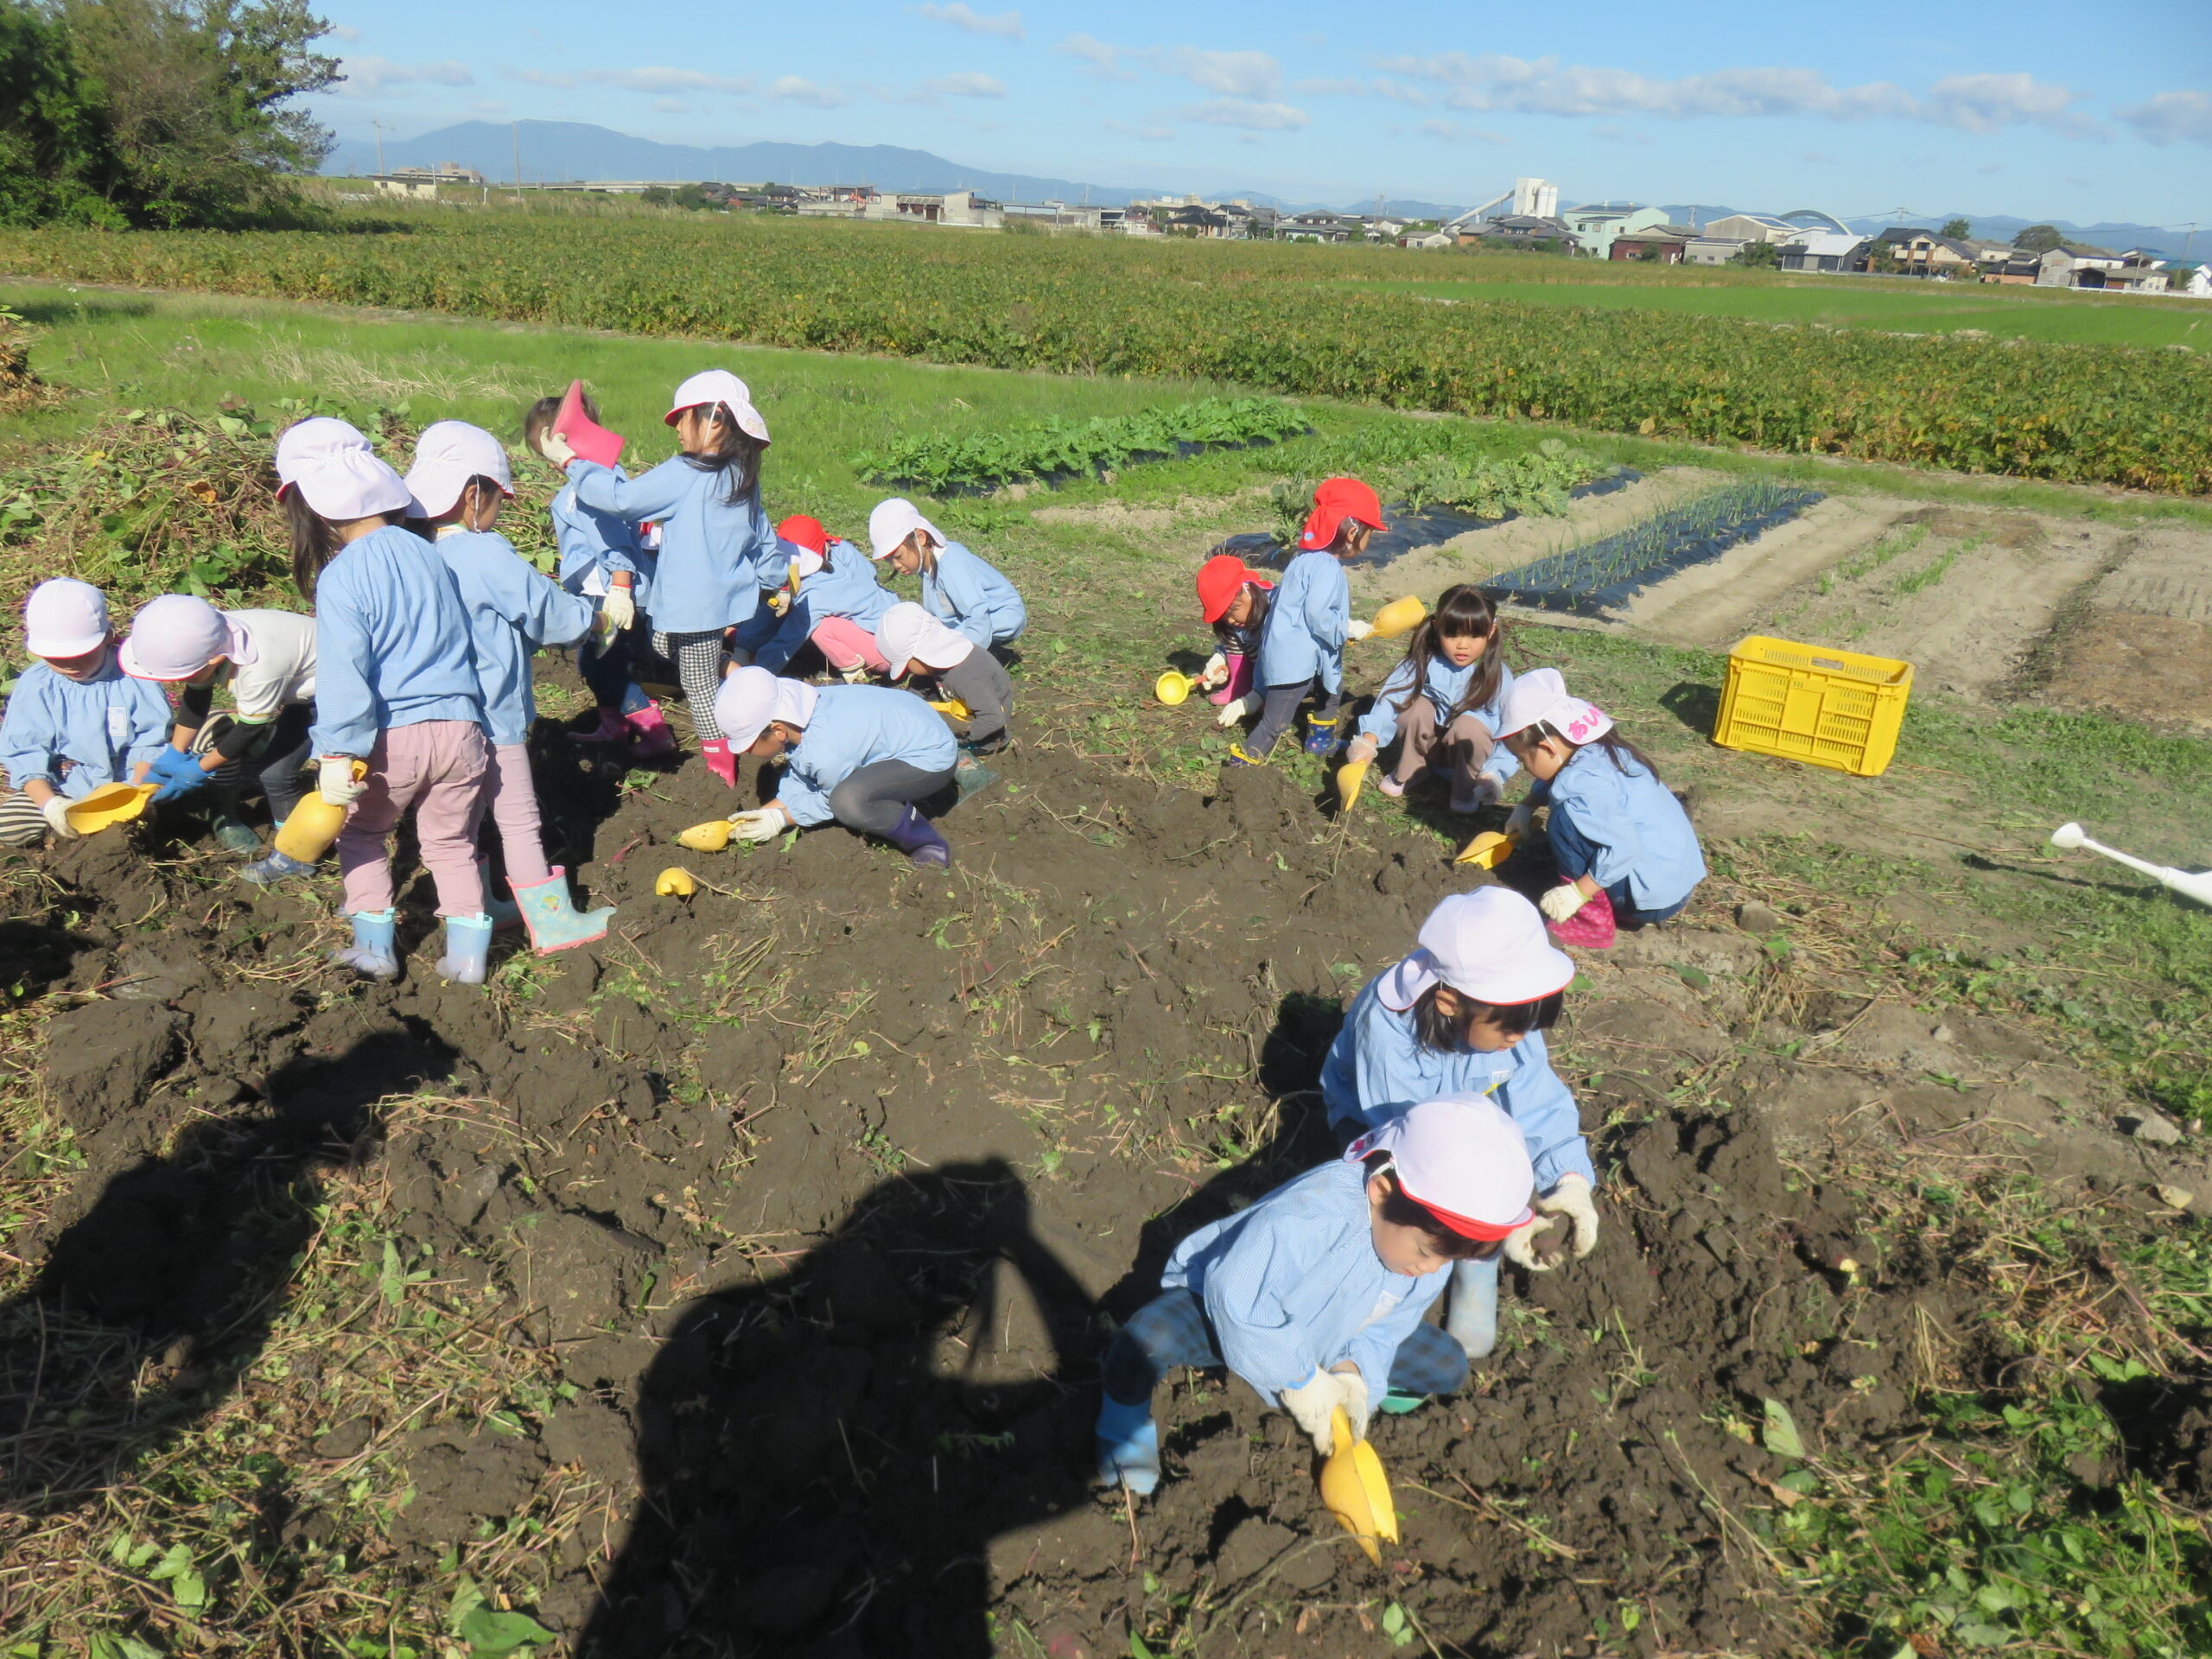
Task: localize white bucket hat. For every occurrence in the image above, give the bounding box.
[23,578,110,659]
[1376,889,1575,1012]
[1343,1095,1536,1242]
[715,667,819,751]
[876,601,973,678]
[121,594,248,681]
[771,676,820,729]
[404,420,516,519]
[1495,666,1614,745]
[273,416,416,521]
[665,370,771,444]
[867,498,946,562]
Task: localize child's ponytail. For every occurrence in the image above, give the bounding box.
[285,489,343,597]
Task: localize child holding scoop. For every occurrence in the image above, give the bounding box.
[877,601,1014,754]
[1096,1096,1534,1496]
[1226,476,1386,765]
[120,593,318,853]
[867,498,1026,653]
[538,371,783,788]
[1192,552,1274,709]
[405,421,616,954]
[1343,584,1518,814]
[0,580,171,846]
[1497,668,1705,949]
[710,665,960,868]
[1319,889,1599,1357]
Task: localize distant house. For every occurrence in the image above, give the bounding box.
[1161,205,1234,238]
[1610,226,1693,264]
[1700,212,1797,244]
[1885,232,1983,278]
[1682,235,1749,266]
[1279,212,1357,243]
[2176,264,2212,299]
[1559,202,1670,260]
[1777,232,1868,273]
[1465,213,1576,251]
[1401,230,1455,251]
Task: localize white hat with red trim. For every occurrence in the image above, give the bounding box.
[1343,1095,1535,1242]
[1495,665,1614,744]
[664,370,771,443]
[1376,888,1574,1012]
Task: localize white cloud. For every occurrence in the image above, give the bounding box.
[336,56,474,97]
[651,97,690,114]
[1056,34,1135,79]
[916,3,1024,41]
[1105,119,1178,142]
[922,71,1007,99]
[329,23,362,41]
[1184,98,1306,130]
[1292,77,1369,97]
[770,75,846,107]
[511,66,756,95]
[1162,47,1279,99]
[1293,75,1429,105]
[2117,89,2212,146]
[1419,118,1507,145]
[1375,52,2096,135]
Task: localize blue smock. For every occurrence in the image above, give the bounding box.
[433,529,598,747]
[550,470,650,604]
[1534,744,1707,913]
[1318,971,1595,1192]
[922,542,1026,651]
[1162,1159,1448,1399]
[308,524,484,758]
[776,685,959,827]
[1255,550,1350,694]
[0,656,172,797]
[756,539,899,674]
[565,455,779,635]
[1354,655,1522,786]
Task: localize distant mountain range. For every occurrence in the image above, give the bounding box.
[321,122,2185,258]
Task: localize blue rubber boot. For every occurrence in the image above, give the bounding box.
[1303,711,1342,756]
[1444,1255,1500,1360]
[435,913,496,986]
[479,860,522,932]
[332,909,400,982]
[1223,742,1267,767]
[513,868,613,954]
[239,849,315,887]
[884,805,952,868]
[1096,1395,1160,1496]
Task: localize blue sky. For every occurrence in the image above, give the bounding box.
[310,0,2210,227]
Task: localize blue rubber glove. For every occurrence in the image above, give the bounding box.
[148,746,213,804]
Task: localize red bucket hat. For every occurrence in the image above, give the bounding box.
[776,514,830,555]
[1298,476,1388,552]
[1195,553,1273,625]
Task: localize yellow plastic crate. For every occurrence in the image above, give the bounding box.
[1712,635,1913,778]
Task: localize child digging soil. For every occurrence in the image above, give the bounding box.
[1096,1096,1535,1494]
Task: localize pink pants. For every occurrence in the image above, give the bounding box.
[486,742,552,888]
[338,720,490,918]
[811,617,890,674]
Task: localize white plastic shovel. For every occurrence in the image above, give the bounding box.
[2049,823,2212,908]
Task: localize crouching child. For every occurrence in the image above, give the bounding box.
[1096,1096,1535,1495]
[876,601,1014,755]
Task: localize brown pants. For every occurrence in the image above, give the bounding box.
[1388,701,1497,790]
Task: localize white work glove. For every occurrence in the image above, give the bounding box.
[317,758,365,807]
[1198,652,1230,690]
[1466,772,1504,809]
[1214,695,1254,728]
[1345,733,1379,765]
[600,585,635,634]
[1540,883,1588,923]
[40,795,76,840]
[537,429,577,467]
[1503,801,1535,839]
[1536,1173,1600,1260]
[1344,620,1376,642]
[727,807,785,845]
[1279,1366,1370,1455]
[1503,1214,1560,1272]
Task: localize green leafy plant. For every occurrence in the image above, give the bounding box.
[851,397,1307,493]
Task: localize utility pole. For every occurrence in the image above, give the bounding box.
[512,122,523,201]
[371,118,390,175]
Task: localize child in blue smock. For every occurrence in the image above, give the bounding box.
[1319,889,1599,1357]
[259,417,493,987]
[1497,667,1706,949]
[539,369,783,788]
[867,498,1025,652]
[524,392,671,760]
[709,666,960,868]
[1228,475,1387,766]
[749,515,899,679]
[0,579,171,846]
[1096,1096,1535,1496]
[1342,583,1520,814]
[406,422,615,956]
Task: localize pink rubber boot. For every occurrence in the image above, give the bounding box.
[569,706,626,746]
[625,700,677,759]
[1546,887,1618,950]
[699,738,739,788]
[1207,652,1253,706]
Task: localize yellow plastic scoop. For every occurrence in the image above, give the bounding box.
[1154,670,1195,707]
[1455,830,1517,869]
[927,697,975,722]
[1367,595,1428,641]
[269,761,366,863]
[653,867,697,897]
[677,818,734,852]
[1319,1405,1397,1566]
[64,782,157,836]
[1336,759,1370,812]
